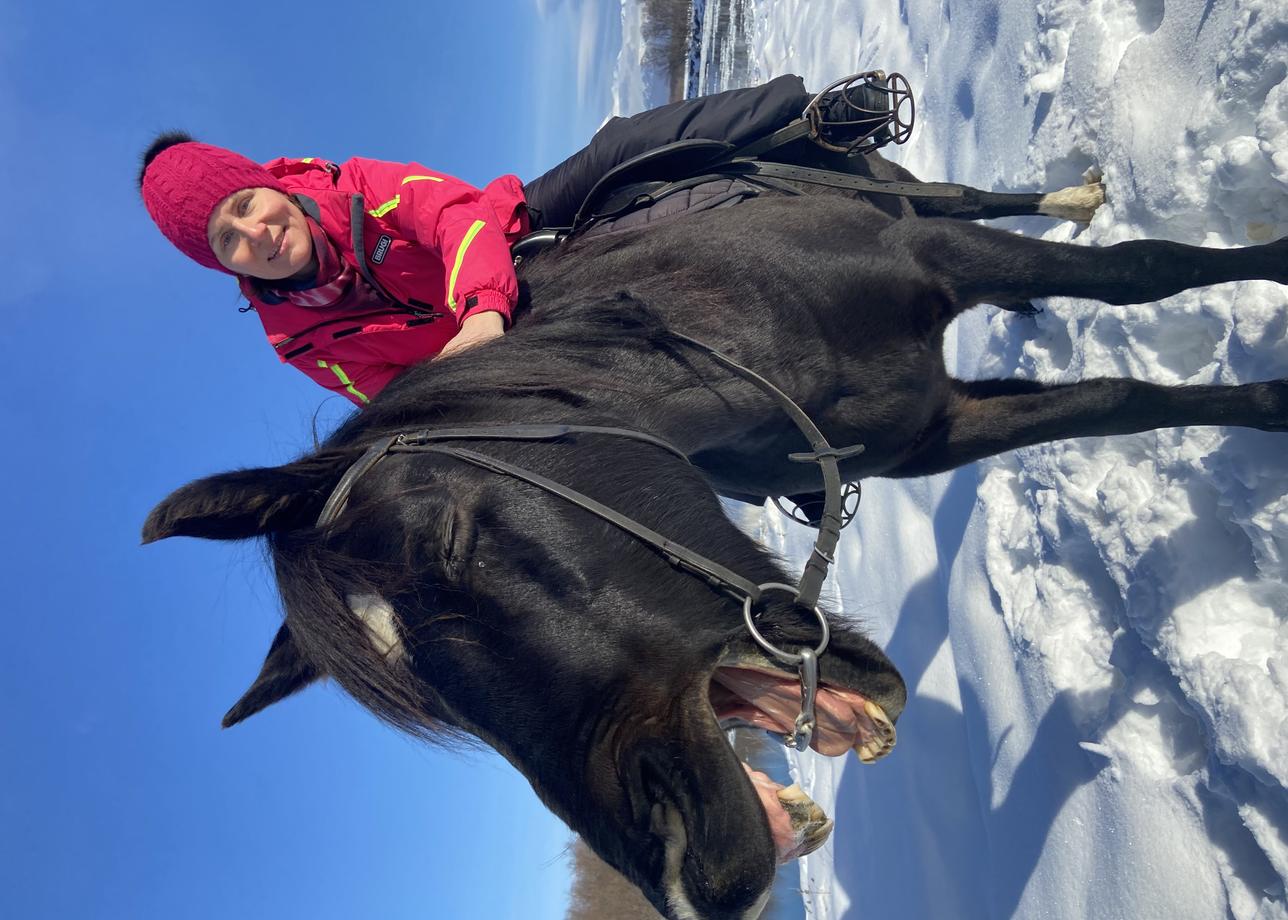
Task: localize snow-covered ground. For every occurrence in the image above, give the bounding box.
[611,0,1288,916]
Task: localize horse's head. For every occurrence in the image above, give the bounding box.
[144,432,905,920]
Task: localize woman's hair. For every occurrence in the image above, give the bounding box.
[137,131,196,191]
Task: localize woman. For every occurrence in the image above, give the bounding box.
[140,73,901,406]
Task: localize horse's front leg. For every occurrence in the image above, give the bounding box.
[885,377,1288,478]
[883,219,1288,316]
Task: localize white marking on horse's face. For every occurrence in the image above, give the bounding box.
[655,803,702,920]
[346,593,405,662]
[652,803,770,920]
[740,887,771,920]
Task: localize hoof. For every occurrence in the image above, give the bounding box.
[1038,178,1107,223]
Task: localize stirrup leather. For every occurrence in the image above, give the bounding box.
[803,71,915,155]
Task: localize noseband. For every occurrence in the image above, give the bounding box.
[315,334,864,751]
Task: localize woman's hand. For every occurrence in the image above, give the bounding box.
[436,310,506,359]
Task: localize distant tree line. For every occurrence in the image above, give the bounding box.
[641,0,697,102]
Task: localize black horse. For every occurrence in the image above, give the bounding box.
[144,147,1288,920]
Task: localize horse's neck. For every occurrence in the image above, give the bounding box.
[556,339,803,457]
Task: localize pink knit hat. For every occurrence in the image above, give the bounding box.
[142,141,288,272]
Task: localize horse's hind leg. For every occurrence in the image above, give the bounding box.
[782,146,1106,222]
[886,377,1288,478]
[906,180,1105,222]
[884,218,1288,316]
[853,149,1105,221]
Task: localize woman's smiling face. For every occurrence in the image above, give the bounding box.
[206,187,315,280]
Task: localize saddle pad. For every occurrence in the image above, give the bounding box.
[579,177,761,239]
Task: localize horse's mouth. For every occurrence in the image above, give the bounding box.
[706,662,897,863]
[709,663,898,758]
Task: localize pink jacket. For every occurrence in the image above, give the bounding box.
[249,156,529,405]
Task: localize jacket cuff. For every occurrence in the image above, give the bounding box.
[459,290,513,326]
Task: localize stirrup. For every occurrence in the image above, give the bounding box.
[803,71,915,156]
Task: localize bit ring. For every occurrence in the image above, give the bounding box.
[742,582,831,664]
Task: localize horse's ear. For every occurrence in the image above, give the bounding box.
[143,455,343,543]
[222,622,320,728]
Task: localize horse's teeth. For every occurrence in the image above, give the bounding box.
[776,784,833,856]
[776,784,826,823]
[863,699,898,745]
[777,783,807,803]
[855,732,895,764]
[799,817,835,857]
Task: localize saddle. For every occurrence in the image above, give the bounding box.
[510,73,943,266]
[510,139,739,263]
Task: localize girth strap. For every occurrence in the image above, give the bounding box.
[574,156,965,234]
[719,159,966,199]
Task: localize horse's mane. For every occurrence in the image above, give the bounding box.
[325,291,688,449]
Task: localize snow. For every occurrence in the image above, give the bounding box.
[611,0,1288,916]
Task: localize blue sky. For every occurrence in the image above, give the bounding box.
[0,1,621,917]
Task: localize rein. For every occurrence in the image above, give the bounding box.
[315,336,865,751]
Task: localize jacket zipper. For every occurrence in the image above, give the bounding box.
[274,307,441,350]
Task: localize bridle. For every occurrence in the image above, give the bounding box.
[315,334,865,751]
